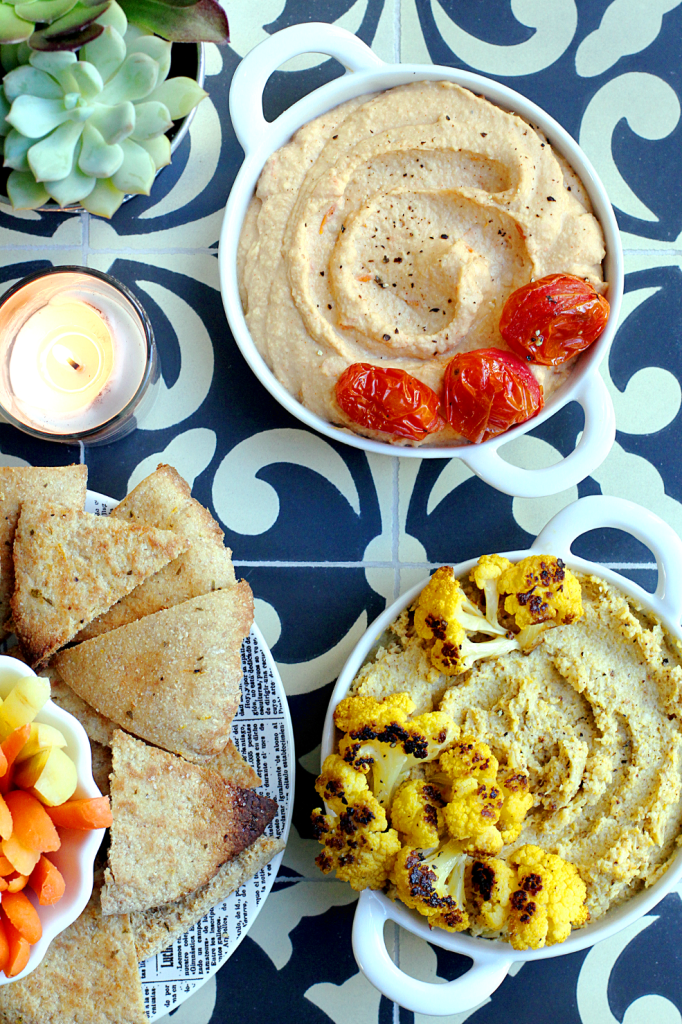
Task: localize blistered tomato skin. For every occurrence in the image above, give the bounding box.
[499,274,610,366]
[335,363,444,442]
[443,348,544,444]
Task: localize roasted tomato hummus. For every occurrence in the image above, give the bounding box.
[237,81,606,446]
[352,572,682,925]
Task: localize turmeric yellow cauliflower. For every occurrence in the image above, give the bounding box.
[335,692,458,808]
[468,857,516,932]
[497,768,534,843]
[311,754,401,891]
[469,554,513,631]
[507,845,588,950]
[391,780,446,847]
[391,840,469,932]
[438,740,505,855]
[414,567,519,675]
[497,555,583,650]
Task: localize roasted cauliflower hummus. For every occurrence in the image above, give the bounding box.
[238,81,606,445]
[354,570,682,927]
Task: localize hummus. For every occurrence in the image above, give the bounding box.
[237,81,606,446]
[352,573,682,923]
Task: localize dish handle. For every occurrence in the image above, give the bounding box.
[532,494,682,623]
[459,372,615,498]
[230,23,385,156]
[352,890,512,1016]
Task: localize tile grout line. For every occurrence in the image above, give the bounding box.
[392,458,400,601]
[233,559,658,570]
[394,0,401,63]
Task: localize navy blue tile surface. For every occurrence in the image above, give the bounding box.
[0,1,681,1022]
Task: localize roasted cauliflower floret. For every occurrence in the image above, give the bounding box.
[391,840,469,932]
[470,554,513,631]
[414,567,520,676]
[335,693,459,808]
[497,556,583,651]
[391,780,446,847]
[497,768,534,843]
[508,845,587,950]
[439,740,499,783]
[437,739,504,855]
[312,754,400,890]
[468,856,516,932]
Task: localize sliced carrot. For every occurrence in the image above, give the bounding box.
[0,747,8,779]
[0,856,14,876]
[0,917,9,974]
[0,793,11,843]
[2,890,42,945]
[1,725,31,768]
[4,790,60,853]
[0,878,7,892]
[2,835,40,877]
[0,765,14,797]
[29,855,65,906]
[2,915,29,977]
[45,796,112,831]
[6,873,28,893]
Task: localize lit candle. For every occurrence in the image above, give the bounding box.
[0,267,158,444]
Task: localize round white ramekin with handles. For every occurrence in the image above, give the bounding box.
[220,23,623,498]
[321,495,682,1015]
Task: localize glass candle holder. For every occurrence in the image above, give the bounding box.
[0,266,159,446]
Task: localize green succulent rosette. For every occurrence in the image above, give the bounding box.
[0,0,206,215]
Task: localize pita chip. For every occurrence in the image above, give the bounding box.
[11,504,190,666]
[0,464,87,637]
[0,877,146,1024]
[76,464,235,641]
[132,834,285,960]
[53,584,253,761]
[102,731,278,915]
[46,666,117,747]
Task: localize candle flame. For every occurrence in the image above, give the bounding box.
[52,343,82,372]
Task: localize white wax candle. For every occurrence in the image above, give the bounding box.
[0,271,149,436]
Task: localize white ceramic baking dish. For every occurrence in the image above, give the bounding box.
[320,494,682,1015]
[220,23,623,499]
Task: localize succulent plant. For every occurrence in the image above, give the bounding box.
[0,0,207,215]
[0,0,227,51]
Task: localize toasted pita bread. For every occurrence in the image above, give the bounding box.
[0,876,146,1024]
[90,740,113,796]
[132,834,285,960]
[102,731,278,915]
[76,464,235,641]
[0,465,87,638]
[11,504,190,667]
[46,667,117,747]
[53,585,254,761]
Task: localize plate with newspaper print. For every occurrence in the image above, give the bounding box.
[87,490,294,1020]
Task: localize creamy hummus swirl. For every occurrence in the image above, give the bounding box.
[352,574,682,923]
[238,82,606,446]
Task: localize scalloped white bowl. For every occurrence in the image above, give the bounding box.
[0,656,104,985]
[220,22,624,499]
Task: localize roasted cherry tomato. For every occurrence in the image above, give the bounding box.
[499,274,609,366]
[335,363,444,441]
[443,348,543,444]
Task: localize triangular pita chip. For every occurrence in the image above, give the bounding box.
[53,584,254,761]
[0,875,146,1024]
[11,504,190,666]
[0,465,87,638]
[102,731,278,915]
[76,464,236,641]
[132,834,285,960]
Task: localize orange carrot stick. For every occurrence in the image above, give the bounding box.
[0,856,14,876]
[0,747,8,780]
[0,793,11,843]
[0,917,9,974]
[45,796,112,831]
[2,890,42,945]
[4,791,60,853]
[2,835,40,877]
[3,914,30,977]
[29,856,65,906]
[0,726,31,794]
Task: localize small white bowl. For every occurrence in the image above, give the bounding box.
[220,22,624,499]
[0,656,104,985]
[321,495,682,1015]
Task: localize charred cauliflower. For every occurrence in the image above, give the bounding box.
[391,840,469,932]
[390,779,446,848]
[469,554,513,632]
[497,555,583,651]
[312,754,401,890]
[335,693,458,808]
[507,845,588,950]
[468,856,517,933]
[438,740,505,855]
[414,566,520,675]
